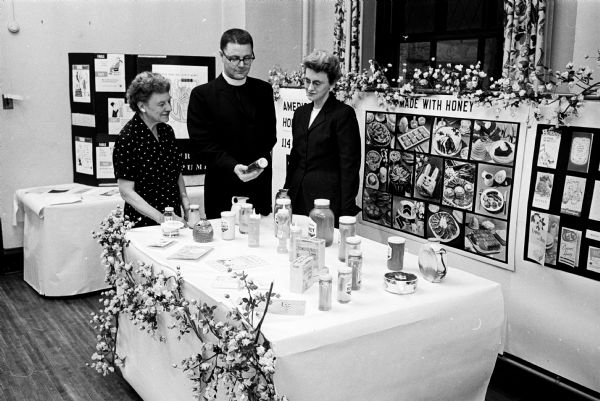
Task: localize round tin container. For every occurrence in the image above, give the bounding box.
[383,271,418,295]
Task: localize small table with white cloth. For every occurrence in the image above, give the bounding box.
[117,216,505,401]
[13,183,205,297]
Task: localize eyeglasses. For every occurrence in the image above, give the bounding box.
[303,77,324,88]
[222,52,255,65]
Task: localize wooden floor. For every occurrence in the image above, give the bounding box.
[1,268,598,401]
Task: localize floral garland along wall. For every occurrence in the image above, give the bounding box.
[269,51,600,127]
[90,207,288,401]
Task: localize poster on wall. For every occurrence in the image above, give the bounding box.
[108,98,135,135]
[74,136,93,175]
[151,64,209,139]
[523,124,600,280]
[94,53,126,92]
[362,108,520,265]
[96,142,115,179]
[72,64,91,103]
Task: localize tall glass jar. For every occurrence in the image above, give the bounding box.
[274,198,292,236]
[338,216,357,261]
[239,203,253,234]
[309,199,334,247]
[274,188,290,212]
[187,204,201,228]
[418,238,448,283]
[318,273,333,311]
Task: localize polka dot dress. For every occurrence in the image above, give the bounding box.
[113,113,183,227]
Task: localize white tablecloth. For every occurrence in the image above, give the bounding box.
[117,216,505,401]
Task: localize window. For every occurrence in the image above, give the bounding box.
[375,0,503,84]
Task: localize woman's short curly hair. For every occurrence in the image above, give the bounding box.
[302,50,342,84]
[126,71,170,113]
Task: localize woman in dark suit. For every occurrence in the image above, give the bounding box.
[284,50,361,222]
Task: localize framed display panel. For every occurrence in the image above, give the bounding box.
[522,124,600,280]
[357,95,528,270]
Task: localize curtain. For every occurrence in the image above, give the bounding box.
[502,0,552,90]
[333,0,361,73]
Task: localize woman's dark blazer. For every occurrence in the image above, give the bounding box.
[284,93,361,220]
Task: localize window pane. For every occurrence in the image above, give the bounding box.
[436,39,478,66]
[402,0,435,34]
[446,0,484,31]
[484,37,501,78]
[399,42,431,77]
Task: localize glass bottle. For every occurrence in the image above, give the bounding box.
[274,198,292,236]
[193,218,214,243]
[187,204,201,228]
[347,249,363,291]
[275,209,290,253]
[248,211,260,247]
[239,203,253,234]
[318,273,332,311]
[418,238,448,283]
[308,199,334,247]
[274,188,291,214]
[344,236,362,263]
[338,216,357,261]
[163,206,174,222]
[289,224,302,262]
[337,265,352,303]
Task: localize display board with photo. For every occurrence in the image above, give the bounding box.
[523,125,600,280]
[362,111,520,263]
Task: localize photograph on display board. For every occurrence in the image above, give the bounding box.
[588,246,600,273]
[365,147,389,192]
[392,196,425,236]
[388,150,414,197]
[362,187,392,227]
[72,64,91,103]
[527,211,549,265]
[365,112,395,148]
[441,160,476,210]
[464,213,507,262]
[395,114,433,153]
[567,131,593,173]
[558,227,582,268]
[537,127,562,169]
[531,172,554,210]
[430,117,471,160]
[470,121,518,165]
[545,214,561,266]
[413,154,443,202]
[590,181,600,221]
[560,175,586,217]
[474,163,512,220]
[426,204,463,247]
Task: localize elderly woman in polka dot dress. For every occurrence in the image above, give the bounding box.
[113,71,189,227]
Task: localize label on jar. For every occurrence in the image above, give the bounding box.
[221,220,231,233]
[387,245,392,260]
[308,219,317,237]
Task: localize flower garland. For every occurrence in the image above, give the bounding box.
[332,0,346,66]
[269,51,600,126]
[90,207,288,401]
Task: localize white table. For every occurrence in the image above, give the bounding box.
[117,216,505,401]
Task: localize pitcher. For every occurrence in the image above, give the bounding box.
[418,238,447,283]
[231,196,249,225]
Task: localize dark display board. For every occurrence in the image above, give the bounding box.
[523,124,600,280]
[362,111,520,264]
[68,52,215,186]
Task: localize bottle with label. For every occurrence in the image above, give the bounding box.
[163,206,174,222]
[344,236,362,262]
[308,199,334,247]
[338,216,357,261]
[289,224,302,262]
[239,203,253,234]
[347,249,363,291]
[220,211,235,240]
[337,265,352,303]
[274,198,292,236]
[248,211,260,247]
[318,272,333,311]
[246,157,269,173]
[187,204,201,228]
[276,208,290,253]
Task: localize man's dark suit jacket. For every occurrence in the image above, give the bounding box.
[187,74,277,218]
[284,93,361,220]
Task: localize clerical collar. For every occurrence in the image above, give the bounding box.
[222,72,246,86]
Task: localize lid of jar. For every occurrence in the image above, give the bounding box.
[276,208,289,215]
[276,198,291,205]
[345,235,361,244]
[241,203,253,209]
[189,204,200,210]
[388,236,405,244]
[338,265,352,274]
[256,158,269,168]
[319,273,332,281]
[339,216,357,225]
[348,249,362,257]
[164,206,174,212]
[221,211,236,217]
[314,199,330,207]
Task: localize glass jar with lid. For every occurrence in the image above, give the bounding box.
[187,204,201,228]
[308,199,334,247]
[338,216,357,261]
[274,198,292,236]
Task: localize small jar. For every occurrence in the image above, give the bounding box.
[274,198,292,236]
[276,209,290,253]
[221,211,235,240]
[239,203,253,234]
[274,188,291,212]
[344,236,362,263]
[338,216,357,262]
[309,199,334,247]
[387,236,406,271]
[318,273,333,311]
[289,224,302,262]
[347,249,363,291]
[163,206,175,222]
[337,265,352,303]
[193,218,214,243]
[248,212,261,247]
[187,204,201,228]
